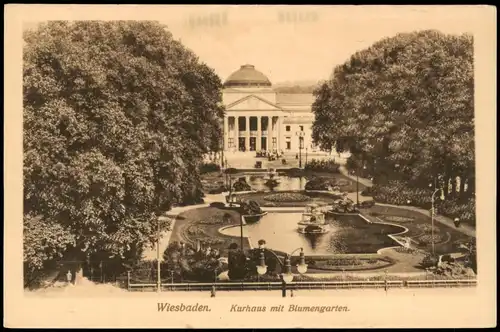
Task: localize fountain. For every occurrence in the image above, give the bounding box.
[297,203,329,234]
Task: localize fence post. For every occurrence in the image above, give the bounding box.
[127,271,130,291]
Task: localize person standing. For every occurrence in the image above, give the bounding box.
[66,270,72,285]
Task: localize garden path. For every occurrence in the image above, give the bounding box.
[338,166,476,237]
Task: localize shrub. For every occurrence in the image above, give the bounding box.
[208,185,228,194]
[232,177,251,192]
[305,159,340,173]
[359,199,375,208]
[305,178,332,191]
[240,200,263,215]
[200,162,221,174]
[372,181,476,225]
[285,168,304,178]
[209,202,226,209]
[420,254,439,269]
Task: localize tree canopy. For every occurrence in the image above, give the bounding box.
[23,21,224,273]
[312,30,474,197]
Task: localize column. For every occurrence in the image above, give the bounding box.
[245,116,250,152]
[223,116,229,151]
[235,116,239,151]
[277,117,282,152]
[269,116,274,151]
[256,116,262,151]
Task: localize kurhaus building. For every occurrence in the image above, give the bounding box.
[222,64,317,154]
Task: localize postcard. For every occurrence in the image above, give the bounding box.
[4,4,497,328]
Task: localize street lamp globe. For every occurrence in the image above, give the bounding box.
[281,273,294,284]
[297,263,308,274]
[257,264,268,276]
[296,249,308,274]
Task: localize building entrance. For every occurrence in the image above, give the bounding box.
[249,137,256,151]
[238,137,246,151]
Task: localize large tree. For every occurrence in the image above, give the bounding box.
[23,21,224,276]
[312,30,474,197]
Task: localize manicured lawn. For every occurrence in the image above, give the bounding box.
[360,205,474,255]
[170,206,251,256]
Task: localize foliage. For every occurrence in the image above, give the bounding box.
[232,177,251,192]
[420,254,439,269]
[264,192,310,203]
[304,158,340,173]
[305,177,332,191]
[358,199,375,208]
[240,200,263,215]
[434,261,476,279]
[227,248,248,281]
[283,168,304,178]
[371,181,476,225]
[161,241,222,282]
[200,162,221,174]
[312,30,474,203]
[23,21,224,273]
[456,239,476,273]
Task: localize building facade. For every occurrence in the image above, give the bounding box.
[222,64,318,154]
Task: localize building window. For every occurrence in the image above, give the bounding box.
[286,136,291,150]
[299,125,304,131]
[286,125,291,132]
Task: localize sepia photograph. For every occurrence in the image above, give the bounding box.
[4,4,497,328]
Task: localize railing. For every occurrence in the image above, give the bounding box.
[127,279,476,292]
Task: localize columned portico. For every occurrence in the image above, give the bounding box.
[222,64,316,155]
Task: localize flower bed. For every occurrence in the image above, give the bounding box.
[380,215,415,223]
[263,192,311,203]
[306,256,396,271]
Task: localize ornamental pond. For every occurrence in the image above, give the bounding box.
[219,212,405,255]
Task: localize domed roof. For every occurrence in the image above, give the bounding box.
[224,64,272,88]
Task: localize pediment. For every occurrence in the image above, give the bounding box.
[226,95,282,111]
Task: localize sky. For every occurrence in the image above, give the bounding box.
[21,5,480,84]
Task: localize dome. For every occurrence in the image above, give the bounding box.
[223,64,272,88]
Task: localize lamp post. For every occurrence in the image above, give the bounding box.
[429,183,445,257]
[305,147,308,168]
[157,218,161,293]
[295,132,305,168]
[256,241,307,297]
[354,163,367,207]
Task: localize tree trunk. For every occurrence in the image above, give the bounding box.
[459,174,466,201]
[444,176,451,198]
[449,176,457,198]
